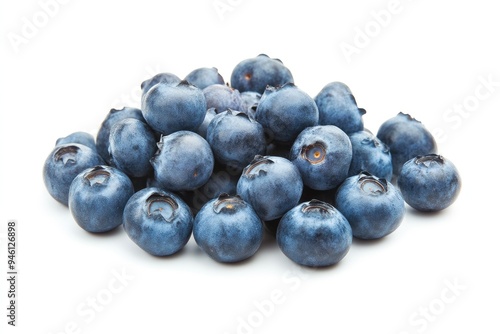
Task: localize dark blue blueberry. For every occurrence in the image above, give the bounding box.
[230,54,294,94]
[293,185,339,235]
[185,67,225,90]
[142,80,206,135]
[69,165,134,233]
[196,107,217,139]
[377,112,437,176]
[56,132,96,151]
[290,125,352,190]
[239,91,261,116]
[246,105,259,121]
[348,130,393,180]
[141,72,181,100]
[123,187,193,256]
[237,155,303,221]
[203,84,243,113]
[207,110,266,171]
[314,82,366,135]
[335,172,405,239]
[398,154,461,212]
[108,118,157,178]
[96,107,145,164]
[181,164,240,215]
[193,194,263,263]
[150,131,214,192]
[276,200,352,267]
[300,186,337,206]
[265,142,291,159]
[43,143,105,206]
[255,83,319,144]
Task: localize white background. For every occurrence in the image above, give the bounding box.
[1,0,499,333]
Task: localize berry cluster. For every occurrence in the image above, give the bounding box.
[43,54,461,267]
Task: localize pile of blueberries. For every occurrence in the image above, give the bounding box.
[43,54,461,267]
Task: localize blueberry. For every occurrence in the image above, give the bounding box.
[207,109,266,171]
[150,131,214,192]
[123,187,193,256]
[69,165,134,233]
[377,112,437,176]
[290,125,352,190]
[185,67,225,90]
[203,84,243,113]
[96,107,145,164]
[255,83,319,144]
[314,82,366,135]
[239,91,262,115]
[348,130,393,181]
[246,105,259,121]
[193,193,263,263]
[43,143,105,206]
[335,172,405,239]
[56,131,96,151]
[300,186,337,206]
[230,54,294,94]
[141,80,206,135]
[108,118,157,178]
[293,186,339,235]
[181,164,240,214]
[398,154,461,212]
[237,155,303,221]
[276,200,352,267]
[196,107,217,139]
[141,72,181,99]
[265,142,291,159]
